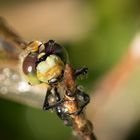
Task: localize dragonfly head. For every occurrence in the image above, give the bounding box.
[22,40,69,85]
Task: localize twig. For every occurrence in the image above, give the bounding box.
[64,64,96,140]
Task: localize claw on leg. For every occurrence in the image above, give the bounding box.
[75,67,88,79]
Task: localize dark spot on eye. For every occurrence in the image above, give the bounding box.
[28,82,32,85]
[22,53,38,75]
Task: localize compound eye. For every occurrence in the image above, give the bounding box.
[22,53,40,85]
[44,40,69,64]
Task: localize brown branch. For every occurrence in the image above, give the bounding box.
[64,64,96,140]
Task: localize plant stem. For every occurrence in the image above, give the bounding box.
[64,64,96,140]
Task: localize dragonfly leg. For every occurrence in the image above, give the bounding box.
[53,88,73,126]
[43,88,51,110]
[56,107,73,126]
[56,104,73,126]
[43,87,64,110]
[77,89,90,108]
[75,67,88,79]
[76,89,90,115]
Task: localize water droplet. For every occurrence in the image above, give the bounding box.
[0,73,6,81]
[3,68,11,77]
[18,81,30,92]
[0,87,8,94]
[11,74,20,81]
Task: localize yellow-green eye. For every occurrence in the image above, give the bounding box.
[22,53,40,85]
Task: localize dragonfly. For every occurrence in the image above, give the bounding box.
[0,17,90,126]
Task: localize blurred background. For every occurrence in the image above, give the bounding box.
[0,0,140,140]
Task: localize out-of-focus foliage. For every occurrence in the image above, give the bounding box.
[0,0,140,140]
